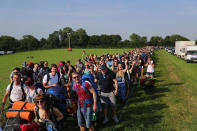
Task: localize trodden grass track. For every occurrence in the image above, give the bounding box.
[1,49,197,131]
[107,50,197,131]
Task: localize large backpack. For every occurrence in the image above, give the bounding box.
[46,87,67,121]
[40,67,50,80]
[58,61,66,72]
[34,83,45,94]
[73,74,98,105]
[9,81,26,104]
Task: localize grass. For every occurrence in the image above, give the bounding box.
[1,49,197,131]
[108,50,197,131]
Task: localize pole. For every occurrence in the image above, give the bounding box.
[69,35,70,48]
[67,33,71,48]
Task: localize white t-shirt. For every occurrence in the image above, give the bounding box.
[147,64,154,73]
[42,73,59,85]
[6,83,27,102]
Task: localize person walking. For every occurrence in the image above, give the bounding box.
[95,64,119,124]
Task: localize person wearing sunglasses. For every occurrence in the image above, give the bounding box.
[34,93,63,130]
[72,72,97,131]
[1,67,27,111]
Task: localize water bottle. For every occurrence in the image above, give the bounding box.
[92,112,96,121]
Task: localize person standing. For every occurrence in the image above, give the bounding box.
[1,68,27,110]
[42,64,59,90]
[95,64,119,124]
[72,72,97,131]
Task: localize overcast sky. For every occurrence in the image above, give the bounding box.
[0,0,197,40]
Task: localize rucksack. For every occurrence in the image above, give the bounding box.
[9,81,26,103]
[58,61,66,72]
[40,67,50,79]
[46,87,67,119]
[34,83,45,94]
[73,74,98,105]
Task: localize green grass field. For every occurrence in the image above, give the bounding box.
[1,49,197,131]
[109,50,197,131]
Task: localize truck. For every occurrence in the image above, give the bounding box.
[175,41,195,59]
[184,45,197,63]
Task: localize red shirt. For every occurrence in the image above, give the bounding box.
[73,81,92,107]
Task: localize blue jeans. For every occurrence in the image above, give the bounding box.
[77,106,93,128]
[118,83,126,101]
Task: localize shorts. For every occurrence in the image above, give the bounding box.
[100,92,116,107]
[77,106,93,128]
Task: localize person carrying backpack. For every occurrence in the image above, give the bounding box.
[1,67,27,111]
[40,61,51,80]
[72,72,97,131]
[43,64,60,91]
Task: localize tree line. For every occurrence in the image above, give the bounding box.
[0,27,196,51]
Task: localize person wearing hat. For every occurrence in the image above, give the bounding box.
[95,64,119,124]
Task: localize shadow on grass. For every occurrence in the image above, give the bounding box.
[113,103,168,131]
[161,82,183,87]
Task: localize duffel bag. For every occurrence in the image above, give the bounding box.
[4,118,21,131]
[20,122,44,131]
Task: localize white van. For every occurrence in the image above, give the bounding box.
[184,45,197,63]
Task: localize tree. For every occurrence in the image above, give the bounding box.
[164,34,190,47]
[88,35,100,47]
[0,36,18,51]
[195,39,197,45]
[130,33,141,47]
[40,38,48,48]
[149,36,163,46]
[129,33,147,47]
[111,35,122,46]
[19,35,39,50]
[74,28,88,47]
[47,31,60,48]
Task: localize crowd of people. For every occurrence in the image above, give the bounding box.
[1,46,155,131]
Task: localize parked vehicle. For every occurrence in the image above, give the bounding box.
[175,41,195,59]
[0,51,5,55]
[184,45,197,63]
[7,51,14,54]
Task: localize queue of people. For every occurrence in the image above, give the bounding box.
[1,46,155,131]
